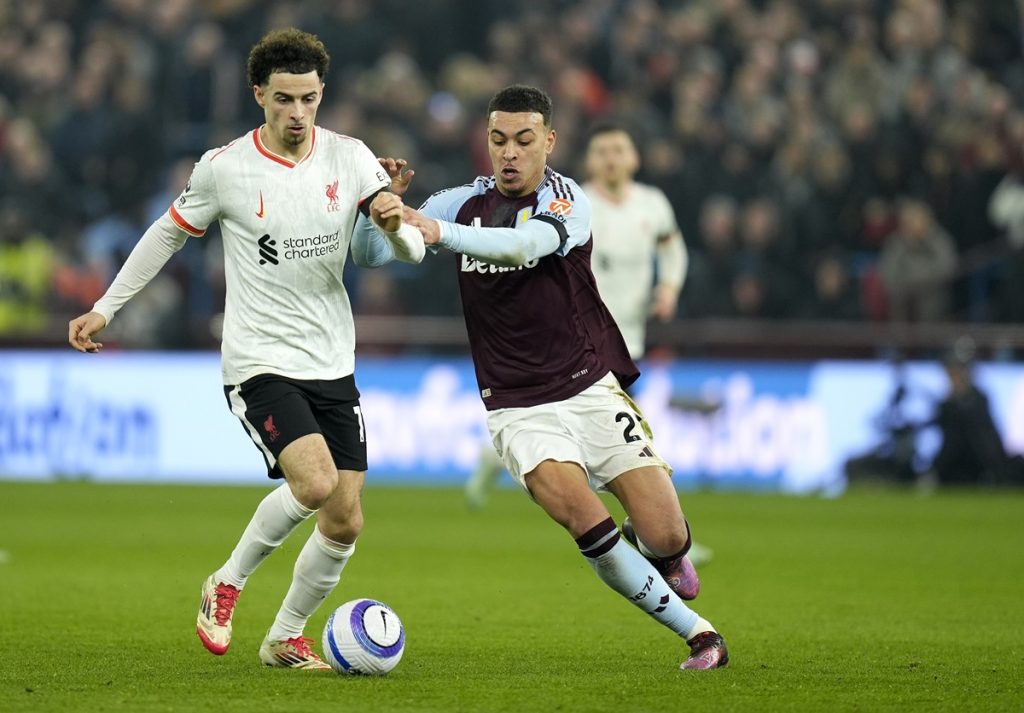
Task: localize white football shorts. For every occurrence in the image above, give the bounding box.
[486,371,671,493]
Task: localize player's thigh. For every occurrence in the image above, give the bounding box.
[317,469,365,544]
[277,433,339,505]
[604,465,688,551]
[563,374,672,489]
[487,402,587,491]
[524,460,612,539]
[225,375,332,487]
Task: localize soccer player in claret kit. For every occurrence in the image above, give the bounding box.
[68,29,424,669]
[378,85,728,669]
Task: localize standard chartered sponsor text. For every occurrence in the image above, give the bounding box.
[282,230,340,259]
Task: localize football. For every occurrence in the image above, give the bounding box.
[322,598,406,675]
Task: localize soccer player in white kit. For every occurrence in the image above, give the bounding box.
[584,124,687,360]
[67,29,424,670]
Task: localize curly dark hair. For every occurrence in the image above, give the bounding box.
[487,85,553,126]
[246,28,330,88]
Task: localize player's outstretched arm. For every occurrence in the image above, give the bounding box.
[68,311,108,353]
[402,206,560,267]
[71,212,190,347]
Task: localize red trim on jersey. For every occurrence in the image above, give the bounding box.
[210,138,240,162]
[168,203,206,236]
[252,126,316,168]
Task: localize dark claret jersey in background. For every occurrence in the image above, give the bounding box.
[419,168,639,410]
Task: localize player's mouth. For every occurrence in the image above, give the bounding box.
[500,166,518,180]
[287,125,305,136]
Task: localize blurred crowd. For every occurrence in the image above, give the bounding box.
[3,0,1024,348]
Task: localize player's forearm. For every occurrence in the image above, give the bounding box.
[656,232,688,291]
[352,215,425,267]
[91,213,189,325]
[436,219,560,266]
[381,222,425,264]
[351,214,396,267]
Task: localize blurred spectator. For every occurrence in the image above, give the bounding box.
[684,195,739,318]
[0,205,55,333]
[801,251,863,321]
[928,346,1013,486]
[879,198,957,322]
[989,153,1024,323]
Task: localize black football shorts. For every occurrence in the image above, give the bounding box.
[224,373,368,479]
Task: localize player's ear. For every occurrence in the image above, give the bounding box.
[253,83,265,107]
[546,128,557,155]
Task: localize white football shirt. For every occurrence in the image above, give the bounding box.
[584,181,685,359]
[170,126,389,384]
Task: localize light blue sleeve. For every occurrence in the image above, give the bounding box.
[531,173,592,256]
[418,179,487,220]
[438,219,561,267]
[350,213,395,268]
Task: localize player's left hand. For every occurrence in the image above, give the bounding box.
[650,284,679,321]
[68,311,107,353]
[402,206,440,245]
[378,158,415,196]
[370,192,404,233]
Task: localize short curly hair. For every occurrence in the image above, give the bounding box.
[487,85,553,126]
[246,28,330,88]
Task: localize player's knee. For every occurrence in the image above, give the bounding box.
[292,470,338,510]
[322,510,363,543]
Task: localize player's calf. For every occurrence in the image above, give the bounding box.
[621,517,700,600]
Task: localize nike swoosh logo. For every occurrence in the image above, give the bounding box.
[255,191,265,218]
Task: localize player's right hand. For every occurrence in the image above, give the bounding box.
[402,206,441,245]
[68,311,107,353]
[370,192,404,233]
[378,158,415,196]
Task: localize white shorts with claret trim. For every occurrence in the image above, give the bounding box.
[486,372,671,493]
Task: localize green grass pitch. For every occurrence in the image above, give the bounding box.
[1,481,1021,712]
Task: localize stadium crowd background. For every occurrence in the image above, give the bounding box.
[3,0,1024,350]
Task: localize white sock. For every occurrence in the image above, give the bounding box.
[214,483,314,588]
[577,518,710,640]
[267,527,355,641]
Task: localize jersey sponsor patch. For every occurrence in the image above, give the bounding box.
[548,198,573,216]
[461,254,539,274]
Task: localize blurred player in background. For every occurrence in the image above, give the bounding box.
[380,85,728,669]
[68,29,423,670]
[585,124,687,361]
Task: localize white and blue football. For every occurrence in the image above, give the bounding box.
[322,598,405,675]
